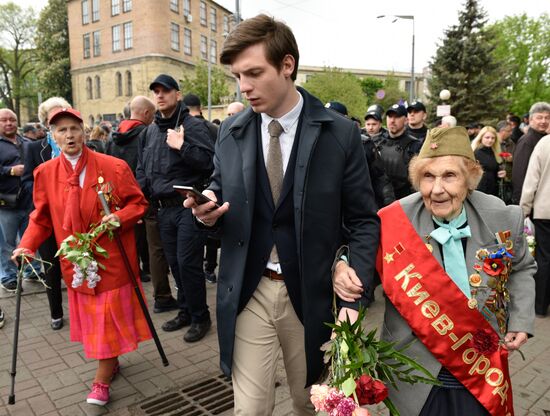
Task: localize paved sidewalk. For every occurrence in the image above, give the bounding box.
[1,280,550,415]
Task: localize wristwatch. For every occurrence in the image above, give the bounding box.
[10,167,15,176]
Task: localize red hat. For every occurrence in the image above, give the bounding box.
[48,108,83,125]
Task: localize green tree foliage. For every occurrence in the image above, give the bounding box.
[373,73,408,111]
[181,61,230,106]
[0,3,37,120]
[302,67,366,119]
[34,0,72,104]
[490,14,550,116]
[428,0,508,125]
[360,77,384,104]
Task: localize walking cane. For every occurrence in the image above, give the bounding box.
[98,191,169,367]
[8,258,24,404]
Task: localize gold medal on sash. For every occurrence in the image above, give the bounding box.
[469,273,482,287]
[425,243,433,253]
[468,298,478,309]
[98,176,104,184]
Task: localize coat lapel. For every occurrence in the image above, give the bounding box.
[80,152,99,228]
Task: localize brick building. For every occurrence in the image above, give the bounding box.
[67,0,235,126]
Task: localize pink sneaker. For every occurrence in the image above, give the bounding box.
[86,382,110,406]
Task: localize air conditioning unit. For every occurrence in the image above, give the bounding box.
[185,14,193,23]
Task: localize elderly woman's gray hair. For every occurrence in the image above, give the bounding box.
[529,102,550,117]
[408,155,483,192]
[38,97,72,125]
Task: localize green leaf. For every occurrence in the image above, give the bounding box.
[341,376,357,397]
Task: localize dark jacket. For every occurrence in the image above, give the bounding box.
[195,114,219,144]
[106,119,147,175]
[22,137,52,196]
[86,139,106,153]
[406,124,428,142]
[511,127,546,203]
[475,146,501,196]
[136,102,214,199]
[210,87,380,386]
[362,135,395,208]
[0,134,31,208]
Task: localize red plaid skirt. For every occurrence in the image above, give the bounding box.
[68,282,152,359]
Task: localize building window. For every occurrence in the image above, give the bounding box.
[92,0,100,22]
[86,77,93,99]
[171,23,180,51]
[199,1,206,26]
[83,33,91,58]
[94,75,101,99]
[210,39,217,64]
[82,0,90,24]
[115,72,122,96]
[93,31,101,56]
[126,71,132,96]
[200,35,207,60]
[123,0,132,12]
[184,28,192,55]
[112,25,121,52]
[111,0,120,15]
[210,7,217,31]
[170,0,179,12]
[183,0,191,16]
[223,14,229,34]
[123,22,132,49]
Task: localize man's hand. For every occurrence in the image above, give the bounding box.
[183,190,229,227]
[497,169,507,179]
[166,126,184,150]
[11,164,24,176]
[504,331,528,351]
[11,248,33,264]
[333,261,363,302]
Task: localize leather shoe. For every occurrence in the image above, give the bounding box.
[184,318,211,342]
[153,297,179,313]
[51,318,64,330]
[140,271,151,282]
[162,314,191,332]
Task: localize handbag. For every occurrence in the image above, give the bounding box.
[0,192,19,208]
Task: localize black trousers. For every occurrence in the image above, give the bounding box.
[534,219,550,315]
[204,235,220,273]
[143,206,172,300]
[39,234,63,320]
[419,386,490,416]
[135,221,149,274]
[157,206,209,323]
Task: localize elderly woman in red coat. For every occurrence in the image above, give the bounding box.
[13,108,151,406]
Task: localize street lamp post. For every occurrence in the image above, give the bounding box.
[234,0,242,102]
[377,14,415,103]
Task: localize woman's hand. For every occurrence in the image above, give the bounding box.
[497,170,507,179]
[503,331,528,351]
[101,213,121,229]
[332,261,363,302]
[11,248,33,264]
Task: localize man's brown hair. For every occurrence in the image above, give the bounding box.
[220,14,300,81]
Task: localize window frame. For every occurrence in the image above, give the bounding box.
[200,34,207,61]
[83,33,91,59]
[112,24,121,52]
[123,21,133,49]
[171,22,180,51]
[93,30,101,57]
[122,0,132,12]
[199,1,207,26]
[82,0,90,24]
[111,0,120,16]
[92,0,100,22]
[184,28,192,56]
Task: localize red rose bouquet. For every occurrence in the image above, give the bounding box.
[311,308,439,415]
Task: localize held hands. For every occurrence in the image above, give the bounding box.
[166,126,184,150]
[333,261,363,302]
[183,190,229,227]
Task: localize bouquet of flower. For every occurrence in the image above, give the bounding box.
[523,223,536,257]
[311,307,439,416]
[55,220,118,289]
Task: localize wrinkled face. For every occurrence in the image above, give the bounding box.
[365,118,382,135]
[152,86,180,114]
[0,109,18,138]
[419,156,468,221]
[386,114,407,136]
[481,132,496,148]
[230,43,295,118]
[530,111,550,133]
[52,116,85,156]
[407,109,426,127]
[498,126,511,141]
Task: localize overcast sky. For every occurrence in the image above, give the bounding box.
[2,0,549,73]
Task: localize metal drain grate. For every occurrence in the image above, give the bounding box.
[138,374,234,416]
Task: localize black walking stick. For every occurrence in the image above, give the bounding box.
[98,191,169,367]
[8,257,24,404]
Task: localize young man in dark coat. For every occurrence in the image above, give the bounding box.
[186,14,380,415]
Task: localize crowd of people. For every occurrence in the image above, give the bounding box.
[1,12,549,415]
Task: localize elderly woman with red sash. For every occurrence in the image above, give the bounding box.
[12,108,151,406]
[333,127,535,416]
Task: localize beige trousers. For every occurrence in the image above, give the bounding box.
[232,277,315,416]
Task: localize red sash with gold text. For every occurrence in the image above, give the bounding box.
[377,202,514,416]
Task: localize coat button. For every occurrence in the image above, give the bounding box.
[238,240,244,247]
[227,285,233,292]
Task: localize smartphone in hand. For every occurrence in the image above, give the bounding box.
[173,185,220,208]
